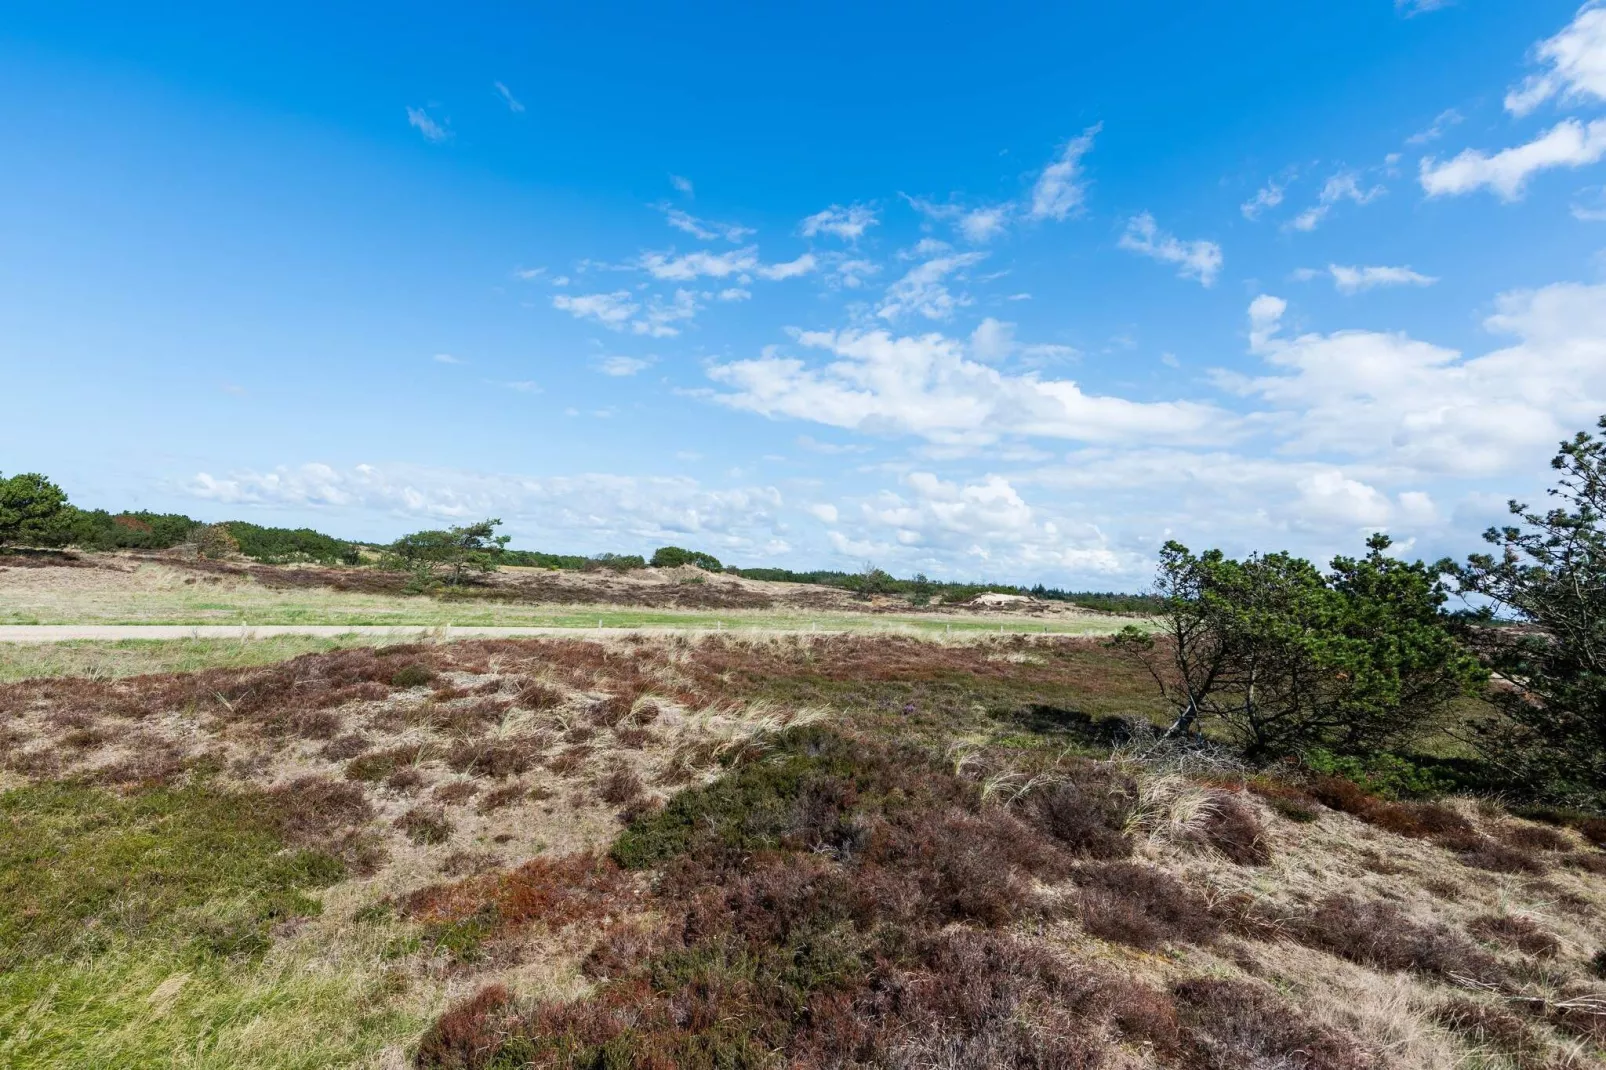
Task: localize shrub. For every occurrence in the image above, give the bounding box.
[1075,862,1218,949]
[398,806,453,845]
[1027,771,1136,860]
[0,472,69,547]
[1172,978,1370,1070]
[1467,913,1560,958]
[391,664,436,688]
[185,523,241,560]
[1431,997,1546,1062]
[598,764,644,807]
[1290,895,1503,982]
[1198,792,1270,865]
[650,546,723,571]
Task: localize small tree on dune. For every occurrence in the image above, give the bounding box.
[385,518,510,587]
[0,472,69,548]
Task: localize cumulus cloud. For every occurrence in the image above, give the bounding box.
[1328,264,1439,294]
[800,204,878,241]
[756,253,817,281]
[1226,283,1606,476]
[1029,124,1101,221]
[188,463,785,547]
[1287,172,1384,231]
[968,318,1077,363]
[1420,118,1606,200]
[705,327,1230,448]
[877,253,986,320]
[640,247,758,281]
[1505,2,1606,116]
[406,106,449,142]
[1117,214,1223,286]
[553,289,697,337]
[905,196,1013,243]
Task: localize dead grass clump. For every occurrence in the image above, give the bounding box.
[1291,894,1504,982]
[512,679,563,710]
[92,746,188,787]
[597,763,644,807]
[474,784,527,814]
[1468,913,1562,958]
[613,725,653,748]
[1563,852,1606,875]
[422,699,511,737]
[433,781,478,805]
[319,733,369,760]
[547,745,591,776]
[630,701,661,725]
[1497,822,1575,853]
[287,709,343,739]
[1075,862,1218,950]
[1248,776,1322,823]
[586,692,638,728]
[1591,949,1606,979]
[1431,995,1548,1064]
[1459,838,1547,874]
[444,737,542,779]
[386,768,425,792]
[398,806,453,845]
[346,744,425,782]
[1171,977,1370,1070]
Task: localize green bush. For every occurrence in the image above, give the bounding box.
[1301,750,1455,801]
[650,546,724,571]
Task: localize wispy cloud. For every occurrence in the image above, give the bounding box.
[406,106,450,143]
[493,81,525,113]
[1240,181,1285,221]
[1396,0,1455,16]
[1405,108,1463,146]
[800,204,878,241]
[433,353,464,364]
[659,206,754,243]
[1287,171,1384,231]
[595,355,655,377]
[756,253,817,281]
[1328,264,1438,294]
[669,174,694,197]
[877,252,986,320]
[1117,214,1223,286]
[1029,124,1101,221]
[640,247,758,281]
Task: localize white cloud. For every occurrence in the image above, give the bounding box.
[1240,181,1285,220]
[553,291,637,329]
[513,267,547,281]
[660,207,754,243]
[1573,185,1606,220]
[969,318,1077,363]
[1505,2,1606,116]
[1396,0,1455,16]
[706,327,1230,448]
[640,246,758,281]
[717,287,751,301]
[406,106,449,142]
[499,380,541,393]
[187,462,786,546]
[669,174,694,196]
[756,253,817,281]
[1226,283,1606,476]
[1029,124,1101,221]
[877,253,986,320]
[1405,108,1463,146]
[1328,264,1439,294]
[1288,172,1384,231]
[636,289,700,337]
[1420,118,1606,200]
[808,503,839,523]
[493,81,525,113]
[906,196,1013,243]
[596,355,655,377]
[1117,214,1223,286]
[800,204,878,241]
[432,353,464,365]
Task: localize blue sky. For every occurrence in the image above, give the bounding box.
[4,1,1606,586]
